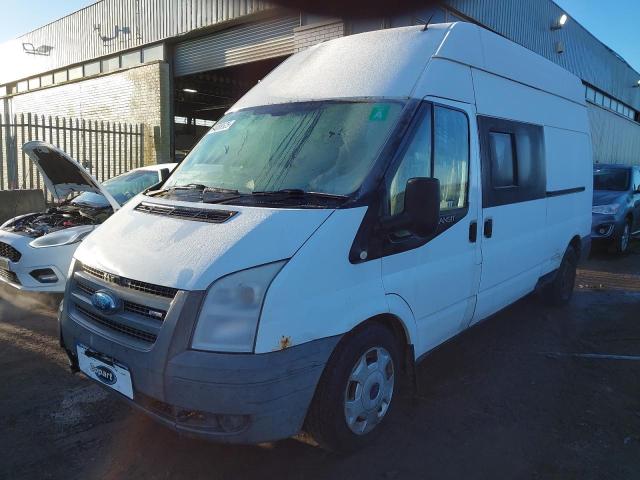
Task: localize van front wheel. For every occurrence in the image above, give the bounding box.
[305,323,399,452]
[543,245,578,306]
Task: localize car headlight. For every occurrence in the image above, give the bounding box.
[592,204,620,215]
[191,260,286,353]
[29,226,94,248]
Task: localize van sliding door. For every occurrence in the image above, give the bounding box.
[471,116,546,323]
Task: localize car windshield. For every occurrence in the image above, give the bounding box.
[72,170,160,207]
[593,168,630,191]
[163,100,405,196]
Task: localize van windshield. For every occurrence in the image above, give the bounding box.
[593,168,630,191]
[164,101,404,197]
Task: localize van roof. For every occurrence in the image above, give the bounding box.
[231,22,585,111]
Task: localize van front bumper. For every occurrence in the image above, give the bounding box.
[59,288,340,443]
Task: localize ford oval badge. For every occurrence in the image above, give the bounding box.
[91,364,117,385]
[91,290,120,314]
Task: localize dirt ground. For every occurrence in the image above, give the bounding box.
[1,242,639,480]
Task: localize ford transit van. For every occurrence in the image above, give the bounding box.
[59,22,592,451]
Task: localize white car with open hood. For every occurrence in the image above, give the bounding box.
[59,23,592,451]
[0,141,176,292]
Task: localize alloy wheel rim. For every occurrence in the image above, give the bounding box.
[621,224,630,252]
[344,346,395,435]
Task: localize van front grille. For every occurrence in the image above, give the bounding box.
[0,268,20,285]
[76,281,166,321]
[134,202,237,224]
[74,304,158,344]
[79,263,178,299]
[0,242,21,262]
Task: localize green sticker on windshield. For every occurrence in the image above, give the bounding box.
[369,104,390,122]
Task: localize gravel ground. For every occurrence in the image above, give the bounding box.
[1,242,639,479]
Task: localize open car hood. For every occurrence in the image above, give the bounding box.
[23,141,120,211]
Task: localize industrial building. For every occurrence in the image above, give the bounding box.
[0,0,639,191]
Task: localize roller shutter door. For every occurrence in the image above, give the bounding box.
[174,16,300,77]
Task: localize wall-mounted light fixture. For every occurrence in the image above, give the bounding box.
[551,13,568,30]
[183,88,198,93]
[633,80,640,88]
[22,43,54,56]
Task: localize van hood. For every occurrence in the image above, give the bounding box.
[23,141,120,211]
[73,197,334,291]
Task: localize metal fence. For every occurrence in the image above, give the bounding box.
[0,113,144,200]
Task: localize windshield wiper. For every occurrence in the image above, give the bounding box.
[251,189,348,201]
[202,187,243,204]
[170,183,209,190]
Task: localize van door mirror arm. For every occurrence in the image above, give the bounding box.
[377,177,441,238]
[377,212,411,234]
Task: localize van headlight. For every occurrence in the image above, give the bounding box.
[592,204,620,215]
[29,226,94,248]
[191,260,286,353]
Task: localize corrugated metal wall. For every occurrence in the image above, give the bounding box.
[0,0,277,84]
[444,0,640,111]
[588,105,640,165]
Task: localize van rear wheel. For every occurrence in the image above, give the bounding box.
[305,323,399,452]
[543,245,578,306]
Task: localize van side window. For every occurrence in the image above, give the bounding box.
[488,132,517,187]
[389,107,432,216]
[388,103,470,218]
[434,106,469,211]
[478,116,545,207]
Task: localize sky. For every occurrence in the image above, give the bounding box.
[0,0,93,42]
[0,0,638,72]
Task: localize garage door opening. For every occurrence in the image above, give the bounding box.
[174,57,287,161]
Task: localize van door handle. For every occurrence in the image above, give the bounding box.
[469,221,477,243]
[483,218,493,238]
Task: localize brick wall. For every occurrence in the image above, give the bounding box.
[294,20,344,52]
[8,62,171,165]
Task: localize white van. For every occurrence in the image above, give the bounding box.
[59,22,592,451]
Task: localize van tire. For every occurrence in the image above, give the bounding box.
[543,245,578,306]
[304,323,399,452]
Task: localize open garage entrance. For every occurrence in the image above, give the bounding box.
[171,15,300,160]
[174,57,286,160]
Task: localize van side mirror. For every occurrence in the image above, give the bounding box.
[380,177,441,237]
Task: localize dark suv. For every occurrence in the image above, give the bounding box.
[592,164,640,254]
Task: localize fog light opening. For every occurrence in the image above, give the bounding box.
[597,225,612,236]
[218,414,250,433]
[30,268,58,284]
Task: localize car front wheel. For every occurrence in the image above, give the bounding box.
[615,220,632,255]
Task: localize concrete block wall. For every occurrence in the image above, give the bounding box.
[0,190,44,224]
[6,62,171,166]
[294,20,344,52]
